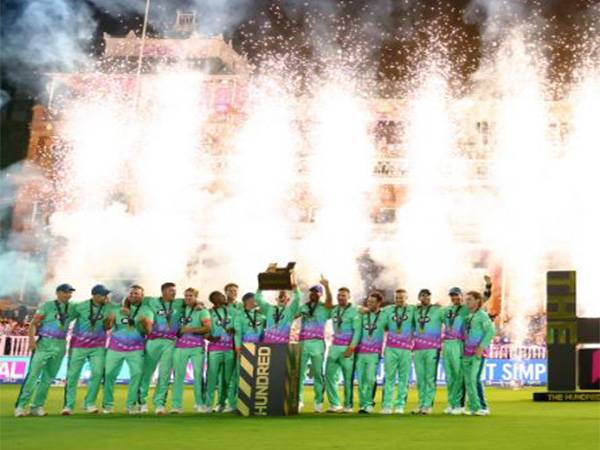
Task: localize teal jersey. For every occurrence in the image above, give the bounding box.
[256,289,301,344]
[107,303,145,352]
[34,299,73,340]
[176,307,210,349]
[331,304,360,347]
[299,301,331,341]
[207,305,236,352]
[383,304,416,350]
[353,308,389,354]
[140,297,184,340]
[442,304,469,340]
[464,309,495,357]
[70,299,109,348]
[413,304,444,350]
[234,308,266,347]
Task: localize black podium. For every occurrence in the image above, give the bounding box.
[237,343,301,416]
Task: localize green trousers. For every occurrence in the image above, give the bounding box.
[356,353,379,409]
[103,349,144,409]
[172,346,205,409]
[299,339,325,404]
[15,338,66,409]
[414,349,439,409]
[442,340,464,409]
[205,350,235,408]
[462,355,487,412]
[64,346,106,410]
[382,347,412,409]
[227,358,240,409]
[325,344,355,408]
[138,338,175,408]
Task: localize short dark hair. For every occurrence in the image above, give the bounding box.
[209,291,224,303]
[338,287,351,294]
[130,284,144,291]
[395,289,407,294]
[466,290,483,305]
[161,282,176,291]
[369,292,384,303]
[224,283,238,291]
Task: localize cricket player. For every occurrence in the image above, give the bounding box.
[205,290,237,412]
[138,282,183,415]
[325,287,360,413]
[297,276,333,413]
[15,283,76,417]
[102,285,146,414]
[171,288,211,414]
[255,283,301,344]
[380,288,416,415]
[462,290,495,415]
[218,282,240,409]
[62,284,111,415]
[413,288,444,415]
[353,291,388,414]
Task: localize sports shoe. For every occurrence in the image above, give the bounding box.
[314,403,323,413]
[343,407,353,413]
[127,407,139,415]
[463,410,474,416]
[155,406,166,415]
[102,408,113,415]
[85,406,99,414]
[420,407,433,415]
[29,407,48,417]
[443,406,453,415]
[327,405,343,413]
[365,406,374,414]
[450,407,463,415]
[394,407,405,415]
[358,408,367,414]
[212,405,223,413]
[222,406,236,413]
[379,408,392,415]
[60,407,72,416]
[194,405,208,413]
[139,404,149,414]
[170,408,183,414]
[475,409,490,416]
[14,407,26,417]
[411,408,423,415]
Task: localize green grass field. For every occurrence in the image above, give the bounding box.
[1,385,598,450]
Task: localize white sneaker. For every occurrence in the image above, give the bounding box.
[102,408,113,415]
[85,406,99,414]
[155,406,166,415]
[327,405,343,413]
[379,407,393,415]
[222,406,235,413]
[463,409,474,416]
[421,407,433,415]
[139,404,149,414]
[194,405,209,413]
[450,407,464,415]
[298,402,304,412]
[394,407,405,415]
[411,408,422,415]
[365,406,374,414]
[127,407,139,415]
[14,407,26,417]
[343,407,353,413]
[314,403,323,413]
[475,409,490,416]
[60,407,72,416]
[444,406,453,414]
[29,407,48,417]
[170,408,183,414]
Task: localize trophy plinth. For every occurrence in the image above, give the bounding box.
[258,262,296,290]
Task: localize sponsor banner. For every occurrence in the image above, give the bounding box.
[0,356,548,386]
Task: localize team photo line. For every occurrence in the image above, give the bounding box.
[14,272,495,417]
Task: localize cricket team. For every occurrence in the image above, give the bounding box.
[14,272,495,417]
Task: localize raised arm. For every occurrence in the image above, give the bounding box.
[320,275,333,310]
[483,275,493,302]
[255,289,270,315]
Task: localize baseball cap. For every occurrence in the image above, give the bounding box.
[448,287,462,296]
[56,283,76,293]
[418,289,431,297]
[309,285,324,294]
[242,292,255,302]
[91,284,111,296]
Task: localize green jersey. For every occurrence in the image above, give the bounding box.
[176,306,210,349]
[70,299,109,348]
[464,309,495,357]
[234,308,266,348]
[140,297,184,340]
[34,299,73,340]
[442,304,469,340]
[414,304,444,350]
[256,289,301,344]
[383,304,416,350]
[331,304,360,347]
[207,305,236,352]
[107,303,145,352]
[299,301,331,341]
[353,308,389,354]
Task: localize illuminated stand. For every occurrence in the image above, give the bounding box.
[533,271,600,401]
